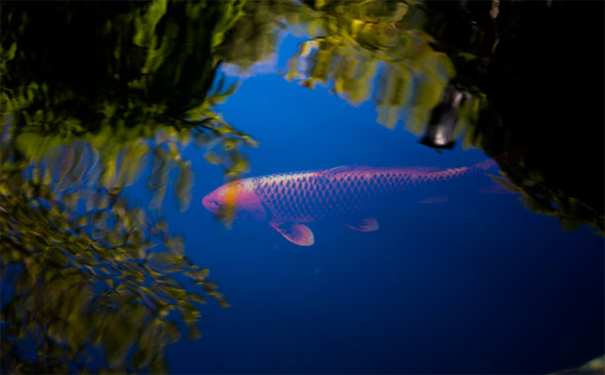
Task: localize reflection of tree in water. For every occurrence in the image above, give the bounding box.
[283,1,455,131]
[218,1,284,74]
[1,117,227,373]
[0,1,252,373]
[1,1,256,184]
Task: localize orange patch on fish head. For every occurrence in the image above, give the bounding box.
[202,179,266,220]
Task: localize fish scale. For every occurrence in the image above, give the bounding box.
[251,165,477,223]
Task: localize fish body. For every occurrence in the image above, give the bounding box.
[202,160,495,246]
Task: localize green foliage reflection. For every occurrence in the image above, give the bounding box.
[0,1,254,373]
[0,0,256,186]
[1,116,228,374]
[283,0,455,131]
[218,0,456,134]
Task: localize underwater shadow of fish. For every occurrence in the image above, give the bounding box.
[202,159,509,246]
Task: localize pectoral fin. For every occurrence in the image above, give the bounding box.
[343,217,379,232]
[269,221,314,246]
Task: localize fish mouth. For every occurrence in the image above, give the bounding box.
[202,194,219,213]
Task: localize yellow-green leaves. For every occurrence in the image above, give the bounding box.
[284,0,456,131]
[0,5,258,371]
[215,1,281,74]
[2,0,257,193]
[175,160,193,212]
[133,0,169,48]
[204,150,223,165]
[2,111,230,375]
[0,135,228,373]
[211,0,246,49]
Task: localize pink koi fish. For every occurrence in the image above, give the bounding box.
[202,160,497,246]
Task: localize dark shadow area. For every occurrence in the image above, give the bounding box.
[426,0,604,235]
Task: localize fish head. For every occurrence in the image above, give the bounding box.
[202,179,266,220]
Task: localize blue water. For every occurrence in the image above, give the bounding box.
[153,36,604,374]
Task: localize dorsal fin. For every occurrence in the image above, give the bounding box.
[322,165,371,174]
[404,166,441,174]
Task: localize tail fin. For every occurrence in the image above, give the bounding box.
[475,149,527,195]
[475,149,527,171]
[474,158,497,171]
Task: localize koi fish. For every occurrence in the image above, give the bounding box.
[202,160,497,246]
